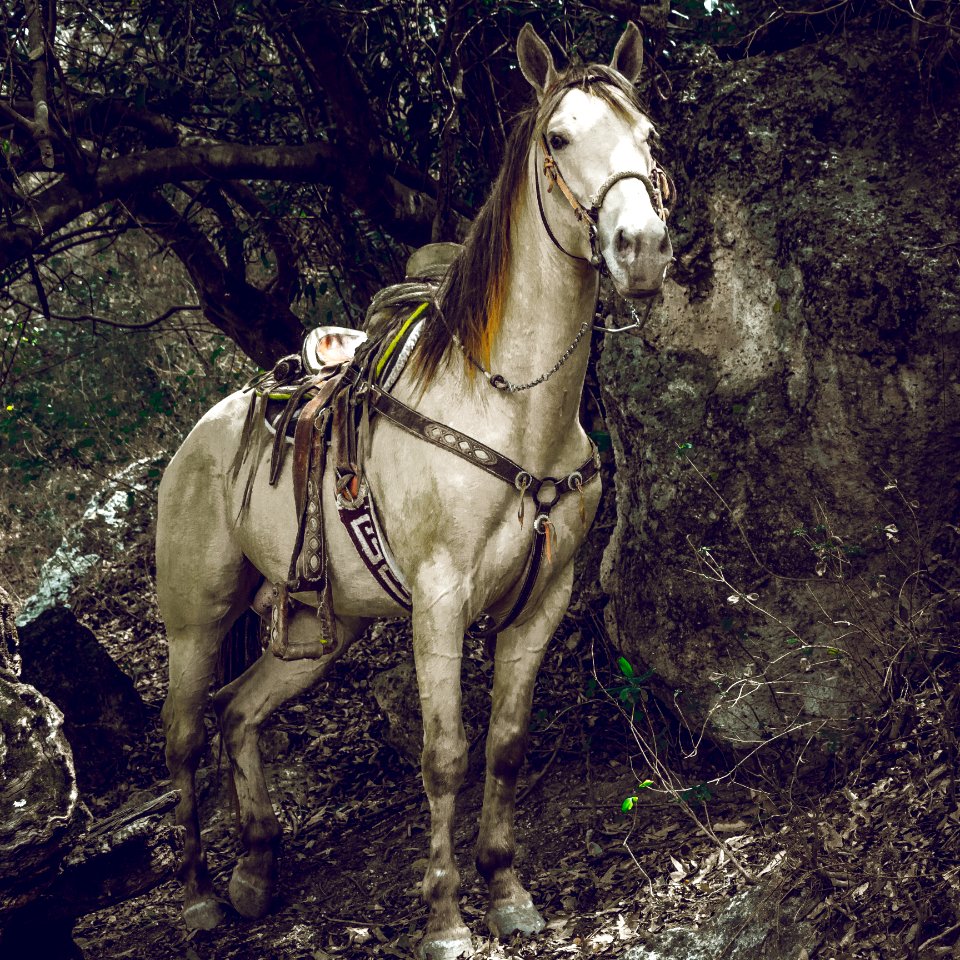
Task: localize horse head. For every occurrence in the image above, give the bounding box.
[518,22,674,297]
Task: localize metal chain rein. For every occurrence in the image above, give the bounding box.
[451,314,592,393]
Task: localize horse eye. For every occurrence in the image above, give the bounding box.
[549,133,569,151]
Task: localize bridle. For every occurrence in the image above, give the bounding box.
[451,78,676,392]
[535,86,675,273]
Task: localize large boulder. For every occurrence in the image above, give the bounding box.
[12,460,159,794]
[18,607,147,794]
[0,585,87,928]
[0,666,88,919]
[599,34,959,755]
[0,587,180,959]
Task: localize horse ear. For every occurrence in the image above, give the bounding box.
[610,22,644,82]
[517,23,557,100]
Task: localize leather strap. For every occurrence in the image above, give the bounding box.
[536,153,589,263]
[466,502,553,639]
[269,377,317,486]
[366,383,600,502]
[360,380,599,639]
[336,482,413,610]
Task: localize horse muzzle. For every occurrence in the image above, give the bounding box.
[604,216,673,296]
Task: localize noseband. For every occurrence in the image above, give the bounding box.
[535,101,675,272]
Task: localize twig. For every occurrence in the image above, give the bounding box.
[518,736,563,804]
[918,919,960,953]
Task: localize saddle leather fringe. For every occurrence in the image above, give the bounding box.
[230,390,260,483]
[237,393,270,523]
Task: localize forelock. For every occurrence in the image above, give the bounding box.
[535,64,645,137]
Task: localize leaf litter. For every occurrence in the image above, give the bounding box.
[61,485,960,960]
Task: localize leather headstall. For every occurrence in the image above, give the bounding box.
[536,119,675,272]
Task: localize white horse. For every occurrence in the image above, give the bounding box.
[157,22,672,960]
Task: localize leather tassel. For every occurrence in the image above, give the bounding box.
[237,394,270,522]
[229,391,258,481]
[544,518,555,564]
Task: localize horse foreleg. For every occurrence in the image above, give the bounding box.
[476,561,573,940]
[211,614,368,920]
[412,591,472,960]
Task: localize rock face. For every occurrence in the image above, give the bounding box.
[599,35,959,755]
[625,874,815,960]
[15,457,161,629]
[18,608,147,794]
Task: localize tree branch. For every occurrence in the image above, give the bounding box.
[24,0,55,169]
[127,192,302,365]
[221,181,299,301]
[1,140,440,270]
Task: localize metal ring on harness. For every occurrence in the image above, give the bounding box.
[535,478,560,508]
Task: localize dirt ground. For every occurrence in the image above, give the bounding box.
[69,584,777,960]
[48,465,960,960]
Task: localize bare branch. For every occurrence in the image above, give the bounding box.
[4,294,201,330]
[1,139,441,269]
[24,0,55,169]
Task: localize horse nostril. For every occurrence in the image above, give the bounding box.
[614,228,631,255]
[659,231,672,254]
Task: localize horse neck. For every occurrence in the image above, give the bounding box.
[400,154,598,477]
[485,153,599,453]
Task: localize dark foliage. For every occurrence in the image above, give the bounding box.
[1,0,952,379]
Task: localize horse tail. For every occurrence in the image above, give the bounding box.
[217,608,264,689]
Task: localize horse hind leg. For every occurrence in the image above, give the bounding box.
[211,612,369,921]
[162,614,250,930]
[475,562,574,940]
[158,459,260,930]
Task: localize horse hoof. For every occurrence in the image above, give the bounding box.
[182,898,227,930]
[229,867,273,920]
[418,928,474,959]
[486,899,546,939]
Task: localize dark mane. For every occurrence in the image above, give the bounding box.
[411,63,644,385]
